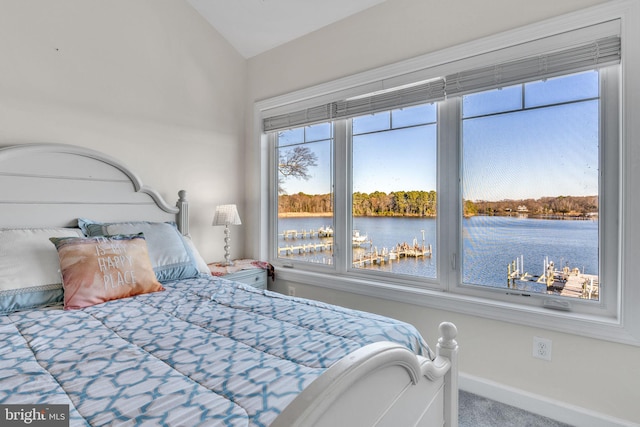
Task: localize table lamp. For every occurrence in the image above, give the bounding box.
[213,204,242,266]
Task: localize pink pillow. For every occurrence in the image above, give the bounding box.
[50,234,164,310]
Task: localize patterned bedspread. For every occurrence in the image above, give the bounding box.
[0,276,432,426]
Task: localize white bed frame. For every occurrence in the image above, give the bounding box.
[0,143,459,427]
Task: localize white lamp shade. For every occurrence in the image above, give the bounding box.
[213,204,242,226]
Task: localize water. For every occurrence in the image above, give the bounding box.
[463,216,598,294]
[278,216,598,293]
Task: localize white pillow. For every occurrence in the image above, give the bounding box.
[0,227,84,313]
[182,235,211,276]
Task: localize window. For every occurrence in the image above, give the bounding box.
[257,4,640,345]
[461,71,601,299]
[268,66,615,301]
[275,123,334,265]
[351,105,437,279]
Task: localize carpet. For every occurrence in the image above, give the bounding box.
[459,390,572,427]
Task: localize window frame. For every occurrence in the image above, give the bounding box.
[448,68,618,320]
[255,0,640,346]
[274,124,337,268]
[269,126,337,273]
[347,107,440,283]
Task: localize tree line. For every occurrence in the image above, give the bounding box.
[467,195,598,218]
[279,191,598,218]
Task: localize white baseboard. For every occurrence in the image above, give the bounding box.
[459,372,639,427]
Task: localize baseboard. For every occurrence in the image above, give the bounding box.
[459,372,639,427]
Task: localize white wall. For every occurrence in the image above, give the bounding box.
[0,0,247,263]
[246,0,640,424]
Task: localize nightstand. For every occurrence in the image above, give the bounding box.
[207,259,272,291]
[222,269,267,290]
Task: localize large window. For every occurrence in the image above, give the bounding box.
[351,105,437,279]
[258,6,640,344]
[461,71,600,299]
[269,66,613,300]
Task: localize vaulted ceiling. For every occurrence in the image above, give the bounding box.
[187,0,387,58]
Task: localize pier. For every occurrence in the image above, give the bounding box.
[277,227,432,267]
[278,242,333,256]
[389,242,432,260]
[507,256,599,300]
[544,264,599,299]
[352,248,390,267]
[280,227,333,239]
[353,244,432,267]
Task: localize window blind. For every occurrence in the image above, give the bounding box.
[263,79,445,133]
[333,79,446,121]
[262,20,620,133]
[445,35,621,97]
[263,104,337,134]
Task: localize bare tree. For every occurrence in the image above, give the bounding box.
[278,146,318,194]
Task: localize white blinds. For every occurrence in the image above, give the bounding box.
[445,36,620,97]
[263,79,445,133]
[263,104,337,134]
[262,21,620,133]
[334,79,446,122]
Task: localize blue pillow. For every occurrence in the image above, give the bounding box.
[78,219,199,282]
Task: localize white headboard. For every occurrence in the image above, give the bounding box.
[0,144,188,234]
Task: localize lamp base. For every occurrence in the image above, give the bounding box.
[223,226,233,266]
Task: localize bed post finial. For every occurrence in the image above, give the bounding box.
[438,322,458,350]
[176,190,189,236]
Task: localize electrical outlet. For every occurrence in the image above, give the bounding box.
[533,337,552,361]
[288,286,296,296]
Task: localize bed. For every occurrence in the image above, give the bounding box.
[0,143,459,427]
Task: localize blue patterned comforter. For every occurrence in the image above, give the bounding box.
[0,276,432,426]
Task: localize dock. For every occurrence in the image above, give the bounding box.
[547,267,599,299]
[280,228,333,239]
[353,244,432,267]
[277,228,432,267]
[507,257,599,300]
[389,243,432,260]
[278,242,333,256]
[352,249,390,267]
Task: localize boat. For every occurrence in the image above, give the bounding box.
[352,230,371,247]
[318,226,334,237]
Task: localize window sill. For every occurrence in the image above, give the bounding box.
[275,267,639,346]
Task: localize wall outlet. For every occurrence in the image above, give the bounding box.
[533,337,552,361]
[288,285,296,296]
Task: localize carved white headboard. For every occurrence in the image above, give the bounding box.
[0,144,188,233]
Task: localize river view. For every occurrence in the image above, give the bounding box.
[277,216,598,294]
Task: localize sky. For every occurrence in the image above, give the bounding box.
[278,71,599,202]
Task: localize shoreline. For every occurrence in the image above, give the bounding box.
[278,212,333,218]
[278,212,596,220]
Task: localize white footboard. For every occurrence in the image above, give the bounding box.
[271,322,459,427]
